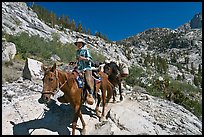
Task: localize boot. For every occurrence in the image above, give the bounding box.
[86,93,94,105]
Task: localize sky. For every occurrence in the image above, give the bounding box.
[28,2,202,41]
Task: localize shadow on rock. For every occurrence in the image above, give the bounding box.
[10,99,98,135]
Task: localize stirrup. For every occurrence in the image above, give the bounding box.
[76,76,83,88]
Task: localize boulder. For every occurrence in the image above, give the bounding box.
[2,42,16,62]
[22,58,43,80]
[50,54,61,62]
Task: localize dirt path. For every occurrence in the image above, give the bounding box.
[2,91,202,135]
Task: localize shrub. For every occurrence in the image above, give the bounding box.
[5,32,106,65]
[124,65,145,87]
[5,32,76,63]
[147,78,202,120]
[167,80,202,119]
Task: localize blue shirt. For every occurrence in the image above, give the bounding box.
[76,46,92,71]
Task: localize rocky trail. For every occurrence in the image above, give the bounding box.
[2,79,202,135]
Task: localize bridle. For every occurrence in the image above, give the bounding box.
[42,70,68,96]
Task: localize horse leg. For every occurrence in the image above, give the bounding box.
[78,110,86,135]
[112,88,116,102]
[119,83,123,101]
[100,87,107,122]
[106,84,113,103]
[72,105,80,135]
[95,93,101,118]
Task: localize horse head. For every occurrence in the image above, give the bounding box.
[41,63,59,103]
[103,63,112,75]
[104,61,120,78]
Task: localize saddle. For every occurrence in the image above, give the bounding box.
[72,70,84,88]
[72,69,101,89]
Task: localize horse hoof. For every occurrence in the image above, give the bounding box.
[99,116,106,122]
[81,128,86,135]
[96,111,101,118]
[120,96,123,101]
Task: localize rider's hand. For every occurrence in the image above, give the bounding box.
[77,56,83,60]
[77,56,88,61]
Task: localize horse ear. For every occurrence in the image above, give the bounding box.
[51,63,57,72]
[41,64,47,72]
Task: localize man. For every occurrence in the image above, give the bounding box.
[74,38,95,105]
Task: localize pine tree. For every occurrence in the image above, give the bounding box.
[103,34,108,41]
[64,16,70,28]
[152,54,156,67]
[185,56,189,64]
[193,75,199,87]
[95,32,99,37]
[144,53,151,68]
[177,74,182,81]
[77,22,83,33]
[60,14,65,26]
[87,28,91,35]
[171,52,177,63]
[198,64,202,75]
[98,32,102,38]
[182,73,185,80]
[190,62,195,74]
[186,64,189,71]
[50,11,56,28]
[162,58,168,74]
[144,56,148,67]
[70,19,76,31]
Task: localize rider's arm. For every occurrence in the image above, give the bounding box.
[77,49,92,62]
[77,56,89,61]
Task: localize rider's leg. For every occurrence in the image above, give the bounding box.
[84,70,95,105]
[84,70,95,95]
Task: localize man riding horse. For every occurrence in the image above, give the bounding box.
[73,38,95,105]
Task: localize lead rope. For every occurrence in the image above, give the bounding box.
[56,70,68,92]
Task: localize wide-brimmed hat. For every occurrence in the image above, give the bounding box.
[74,38,86,45]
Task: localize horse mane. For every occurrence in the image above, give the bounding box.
[57,69,76,82]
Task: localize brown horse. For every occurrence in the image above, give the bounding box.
[104,61,128,102]
[94,70,113,120]
[40,63,113,135]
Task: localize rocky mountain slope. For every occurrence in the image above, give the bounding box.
[2,2,130,66]
[117,12,202,70]
[2,2,202,135]
[116,12,202,88]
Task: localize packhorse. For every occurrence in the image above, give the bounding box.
[104,61,129,102]
[40,63,113,135]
